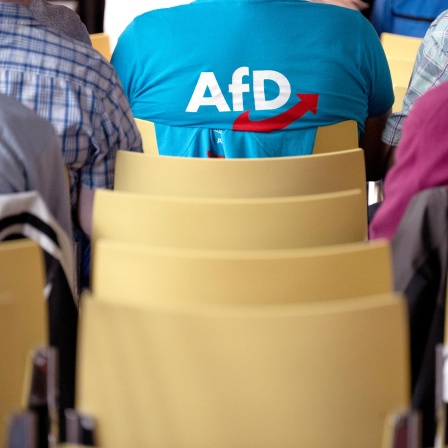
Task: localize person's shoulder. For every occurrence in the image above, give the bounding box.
[12,17,117,98]
[429,9,448,32]
[426,9,448,47]
[36,26,118,87]
[118,6,182,45]
[131,2,196,28]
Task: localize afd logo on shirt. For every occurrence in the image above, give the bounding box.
[186,67,319,132]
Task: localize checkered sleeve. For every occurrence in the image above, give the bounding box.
[382,13,448,146]
[79,71,143,192]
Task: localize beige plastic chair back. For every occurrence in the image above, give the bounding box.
[77,293,410,448]
[388,58,415,88]
[312,120,358,154]
[0,239,47,360]
[92,188,367,251]
[0,295,22,444]
[134,118,158,155]
[0,240,46,443]
[392,85,408,113]
[92,239,392,306]
[115,147,366,198]
[90,33,111,61]
[380,32,422,61]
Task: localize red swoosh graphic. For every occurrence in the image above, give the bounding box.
[207,150,225,159]
[232,93,318,133]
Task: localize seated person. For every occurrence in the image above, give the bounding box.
[30,0,91,45]
[372,80,448,447]
[381,9,448,168]
[0,93,77,441]
[0,0,142,241]
[369,80,448,240]
[111,0,393,181]
[1,0,142,288]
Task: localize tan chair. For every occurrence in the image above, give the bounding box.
[393,85,408,113]
[0,239,47,367]
[312,119,358,154]
[380,32,422,62]
[0,240,47,443]
[388,58,415,88]
[90,33,111,61]
[77,293,410,448]
[134,118,158,155]
[92,188,367,252]
[114,147,366,198]
[0,295,22,444]
[132,119,357,156]
[92,239,392,306]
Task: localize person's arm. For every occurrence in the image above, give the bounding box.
[381,17,448,174]
[383,143,396,174]
[77,187,95,238]
[76,63,141,239]
[359,110,391,181]
[356,15,394,181]
[369,82,448,241]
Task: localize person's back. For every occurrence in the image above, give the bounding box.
[112,0,393,180]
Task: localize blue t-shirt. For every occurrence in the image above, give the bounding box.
[112,0,393,158]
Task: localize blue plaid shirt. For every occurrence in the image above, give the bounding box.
[382,11,448,147]
[0,3,142,206]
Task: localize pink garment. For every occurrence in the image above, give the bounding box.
[369,81,448,241]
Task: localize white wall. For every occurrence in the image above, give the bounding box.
[104,0,192,51]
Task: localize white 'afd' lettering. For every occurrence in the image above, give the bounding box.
[186,67,291,113]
